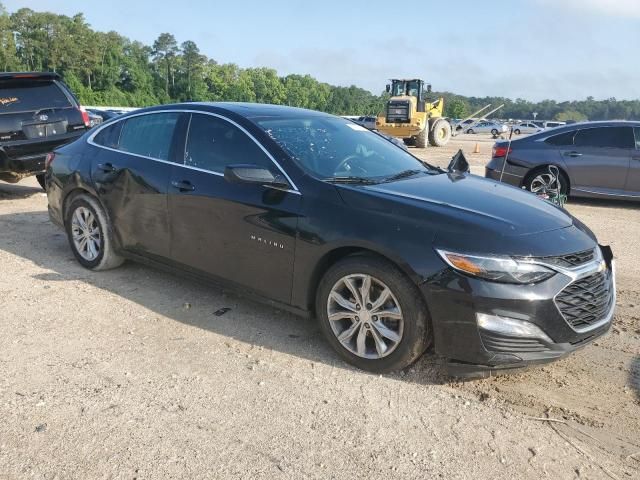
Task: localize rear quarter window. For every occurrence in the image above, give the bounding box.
[0,80,72,113]
[545,130,576,146]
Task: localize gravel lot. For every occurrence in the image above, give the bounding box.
[1,135,638,479]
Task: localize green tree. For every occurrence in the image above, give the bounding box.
[152,33,179,96]
[554,110,588,122]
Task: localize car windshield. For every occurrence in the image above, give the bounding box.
[256,115,436,182]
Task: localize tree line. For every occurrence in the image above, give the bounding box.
[1,4,639,121]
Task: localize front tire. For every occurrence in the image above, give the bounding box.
[65,194,124,270]
[514,129,521,135]
[491,129,498,136]
[428,118,452,147]
[315,255,431,373]
[414,127,427,148]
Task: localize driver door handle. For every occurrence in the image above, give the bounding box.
[171,180,195,192]
[563,151,582,158]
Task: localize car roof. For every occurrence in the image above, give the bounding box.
[132,102,332,120]
[0,71,61,81]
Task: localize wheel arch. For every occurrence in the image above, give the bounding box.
[522,164,571,195]
[303,245,423,316]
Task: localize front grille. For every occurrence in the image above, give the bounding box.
[555,271,613,330]
[480,331,549,353]
[541,249,595,268]
[386,101,410,123]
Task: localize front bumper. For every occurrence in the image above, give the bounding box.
[375,123,423,139]
[422,246,615,377]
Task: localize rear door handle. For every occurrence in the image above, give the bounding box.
[171,180,195,192]
[96,162,117,172]
[563,151,582,158]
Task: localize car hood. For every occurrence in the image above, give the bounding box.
[347,172,574,237]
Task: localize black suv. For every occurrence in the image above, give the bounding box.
[0,72,89,188]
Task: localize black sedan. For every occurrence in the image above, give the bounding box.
[45,103,616,375]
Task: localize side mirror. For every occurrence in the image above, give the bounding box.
[447,149,470,174]
[224,164,290,189]
[385,84,390,93]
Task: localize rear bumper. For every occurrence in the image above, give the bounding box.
[485,165,525,188]
[422,246,615,378]
[0,131,84,180]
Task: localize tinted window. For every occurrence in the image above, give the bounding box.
[0,80,71,113]
[545,130,576,146]
[184,113,273,173]
[574,127,635,149]
[119,113,180,161]
[635,127,640,149]
[93,121,123,149]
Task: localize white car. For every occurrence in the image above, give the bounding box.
[513,122,543,135]
[465,121,508,135]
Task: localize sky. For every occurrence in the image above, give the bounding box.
[3,0,640,101]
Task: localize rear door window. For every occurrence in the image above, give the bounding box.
[634,127,640,150]
[0,80,71,113]
[574,127,635,149]
[183,113,274,174]
[119,113,181,161]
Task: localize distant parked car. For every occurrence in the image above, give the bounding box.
[544,121,566,129]
[0,72,90,188]
[87,109,121,122]
[485,121,640,201]
[465,121,508,136]
[87,111,103,128]
[354,115,377,130]
[513,122,543,135]
[455,119,477,131]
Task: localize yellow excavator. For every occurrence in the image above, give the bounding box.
[376,79,451,148]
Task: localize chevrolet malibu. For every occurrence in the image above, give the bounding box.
[45,103,616,375]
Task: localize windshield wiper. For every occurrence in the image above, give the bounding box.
[383,169,424,182]
[323,176,380,185]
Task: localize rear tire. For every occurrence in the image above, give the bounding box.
[65,194,124,271]
[36,174,46,190]
[429,118,452,147]
[315,255,432,373]
[467,129,475,134]
[524,166,569,196]
[491,129,498,136]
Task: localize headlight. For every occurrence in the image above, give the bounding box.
[436,249,555,284]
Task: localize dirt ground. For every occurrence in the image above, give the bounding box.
[0,134,638,479]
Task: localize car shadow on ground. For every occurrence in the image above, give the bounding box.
[0,209,446,385]
[631,356,640,403]
[0,181,43,199]
[568,196,639,210]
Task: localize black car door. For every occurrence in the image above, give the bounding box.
[90,111,184,259]
[168,112,301,304]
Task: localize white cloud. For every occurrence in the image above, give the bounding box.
[535,0,640,18]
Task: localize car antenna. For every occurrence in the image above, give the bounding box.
[498,125,514,183]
